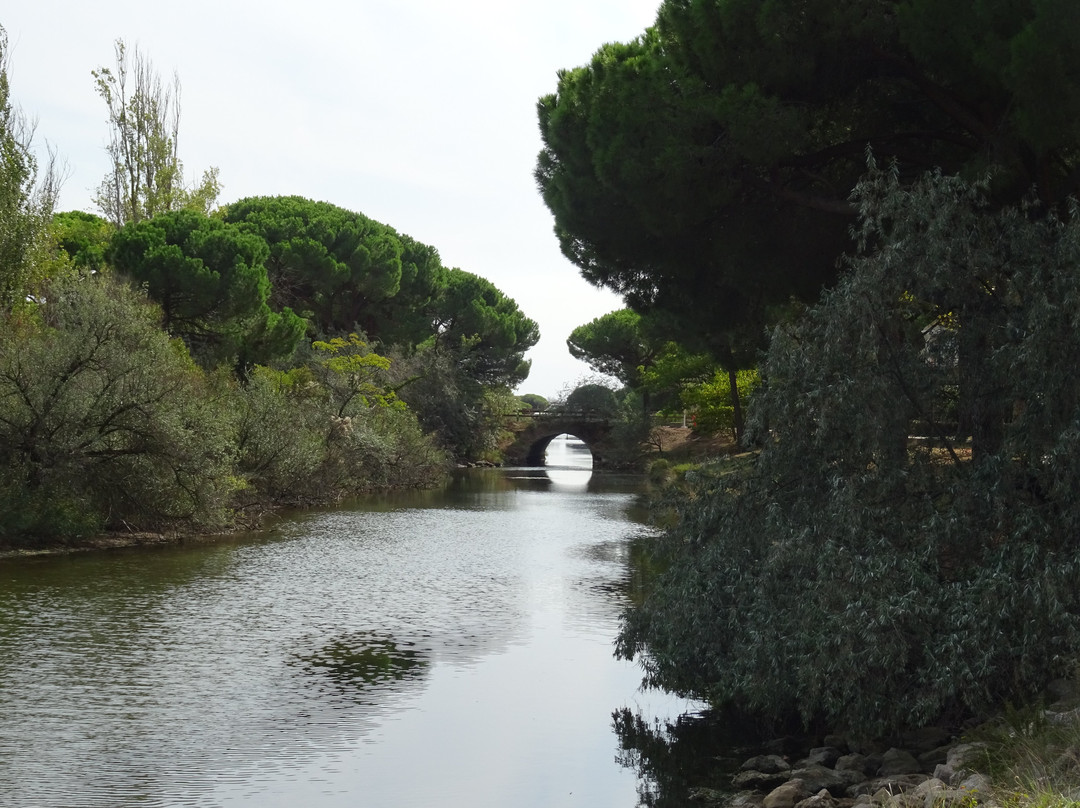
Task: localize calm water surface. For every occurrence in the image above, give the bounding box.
[0,457,700,807]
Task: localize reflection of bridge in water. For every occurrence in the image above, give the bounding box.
[503,411,615,467]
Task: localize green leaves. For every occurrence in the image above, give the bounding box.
[538,0,1080,356]
[109,208,304,372]
[223,196,407,337]
[311,334,399,417]
[567,309,656,388]
[0,276,237,538]
[619,168,1080,733]
[433,268,538,388]
[0,26,59,309]
[92,39,219,227]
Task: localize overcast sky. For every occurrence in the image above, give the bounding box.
[4,1,661,398]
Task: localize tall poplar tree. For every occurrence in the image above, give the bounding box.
[0,25,60,308]
[93,40,219,227]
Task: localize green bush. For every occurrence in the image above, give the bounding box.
[648,458,672,483]
[230,365,327,508]
[617,167,1080,734]
[680,368,759,437]
[0,275,237,537]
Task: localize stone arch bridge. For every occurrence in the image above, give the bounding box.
[502,412,615,467]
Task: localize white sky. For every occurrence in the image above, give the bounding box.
[4,1,660,398]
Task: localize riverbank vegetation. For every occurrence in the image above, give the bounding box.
[539,0,1080,744]
[0,29,537,548]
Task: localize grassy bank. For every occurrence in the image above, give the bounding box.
[969,698,1080,808]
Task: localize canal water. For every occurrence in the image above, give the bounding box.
[0,441,702,807]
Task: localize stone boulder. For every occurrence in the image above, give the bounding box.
[848,773,930,798]
[794,789,842,808]
[917,745,950,770]
[742,755,794,774]
[728,792,767,808]
[908,776,990,808]
[870,788,922,808]
[799,747,844,768]
[878,748,922,777]
[789,765,865,796]
[764,780,810,808]
[688,786,729,804]
[734,769,796,791]
[835,753,874,776]
[932,743,987,786]
[957,773,992,801]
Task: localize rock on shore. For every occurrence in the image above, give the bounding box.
[693,731,993,808]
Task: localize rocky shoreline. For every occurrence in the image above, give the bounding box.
[692,695,1080,808]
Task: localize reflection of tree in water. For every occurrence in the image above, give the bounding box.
[614,708,742,808]
[294,631,430,701]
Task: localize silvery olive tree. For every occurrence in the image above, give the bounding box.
[618,163,1080,733]
[0,275,237,540]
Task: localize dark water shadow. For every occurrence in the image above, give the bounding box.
[291,630,431,705]
[614,707,749,807]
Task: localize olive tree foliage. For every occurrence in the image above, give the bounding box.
[0,275,236,540]
[618,166,1080,734]
[229,365,326,509]
[0,26,61,308]
[93,39,220,228]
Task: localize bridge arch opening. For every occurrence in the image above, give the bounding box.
[528,432,594,469]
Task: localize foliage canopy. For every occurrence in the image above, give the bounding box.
[618,166,1080,733]
[536,0,1080,354]
[0,276,236,537]
[109,208,306,371]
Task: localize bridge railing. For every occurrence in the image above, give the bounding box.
[502,409,611,423]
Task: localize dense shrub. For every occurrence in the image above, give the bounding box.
[679,368,759,438]
[618,166,1080,733]
[230,365,327,508]
[0,276,237,540]
[0,278,449,544]
[391,345,518,462]
[230,344,448,512]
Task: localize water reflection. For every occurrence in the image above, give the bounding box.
[544,432,593,467]
[545,467,592,488]
[0,467,700,808]
[292,631,430,701]
[614,708,740,808]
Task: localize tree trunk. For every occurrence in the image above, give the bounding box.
[727,364,744,446]
[956,299,1006,466]
[719,344,745,446]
